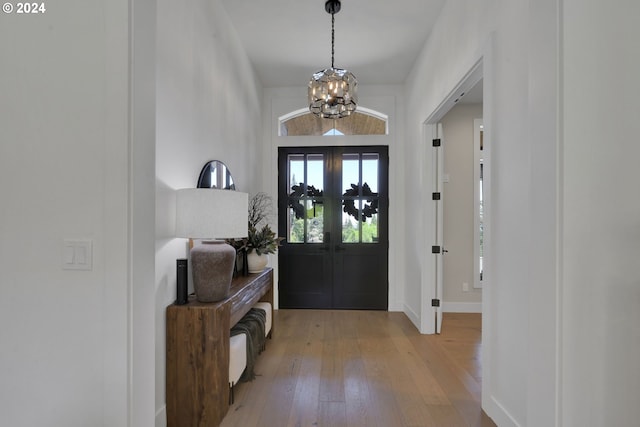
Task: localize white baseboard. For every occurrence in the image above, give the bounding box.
[403,303,421,329]
[442,301,482,313]
[155,405,166,427]
[484,395,521,427]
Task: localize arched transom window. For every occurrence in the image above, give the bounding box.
[280,107,388,136]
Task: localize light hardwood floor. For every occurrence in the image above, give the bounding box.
[221,310,496,427]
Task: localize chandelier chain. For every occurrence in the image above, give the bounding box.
[331,12,335,68]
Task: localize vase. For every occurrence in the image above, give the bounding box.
[247,251,268,273]
[190,240,236,302]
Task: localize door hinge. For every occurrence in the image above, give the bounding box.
[431,298,441,307]
[431,245,441,254]
[432,138,441,147]
[432,192,441,200]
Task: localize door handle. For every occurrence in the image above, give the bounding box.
[335,245,345,252]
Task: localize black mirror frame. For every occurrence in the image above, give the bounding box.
[196,160,236,190]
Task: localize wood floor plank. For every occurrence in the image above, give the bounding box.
[255,312,319,427]
[318,401,348,427]
[319,311,346,403]
[345,311,407,426]
[219,310,496,427]
[343,338,375,427]
[285,310,325,427]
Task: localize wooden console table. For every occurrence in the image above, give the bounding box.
[166,268,274,427]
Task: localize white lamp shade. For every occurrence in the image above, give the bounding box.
[175,188,248,239]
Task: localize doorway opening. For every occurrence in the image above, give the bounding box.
[422,60,486,334]
[439,94,484,315]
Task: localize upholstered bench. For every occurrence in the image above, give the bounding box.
[253,302,273,350]
[252,302,272,339]
[228,332,247,404]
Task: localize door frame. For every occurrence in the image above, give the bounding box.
[277,146,389,309]
[420,58,488,334]
[265,92,399,311]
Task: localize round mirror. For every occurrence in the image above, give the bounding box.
[197,160,236,190]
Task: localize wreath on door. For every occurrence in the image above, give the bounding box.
[288,184,324,219]
[288,182,379,222]
[342,182,379,222]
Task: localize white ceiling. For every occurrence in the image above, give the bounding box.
[221,0,446,88]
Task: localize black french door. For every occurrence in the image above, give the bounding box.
[278,146,389,309]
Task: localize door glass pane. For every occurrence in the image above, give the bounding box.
[362,153,379,193]
[342,199,380,244]
[307,154,324,192]
[362,213,379,243]
[287,153,325,244]
[342,153,360,243]
[341,152,381,244]
[342,201,360,243]
[288,154,304,189]
[306,199,324,243]
[288,206,304,243]
[342,153,360,195]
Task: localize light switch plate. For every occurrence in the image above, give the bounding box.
[63,239,93,271]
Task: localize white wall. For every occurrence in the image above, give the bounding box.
[0,0,265,425]
[402,1,496,334]
[131,0,158,425]
[0,1,136,425]
[404,0,558,425]
[440,103,483,310]
[154,0,263,425]
[561,1,640,426]
[406,0,640,426]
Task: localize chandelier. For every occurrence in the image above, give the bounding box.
[308,0,358,119]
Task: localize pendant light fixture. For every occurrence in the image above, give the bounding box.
[308,0,358,119]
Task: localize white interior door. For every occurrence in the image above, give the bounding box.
[421,122,445,334]
[433,123,445,334]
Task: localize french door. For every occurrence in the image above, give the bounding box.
[278,146,389,309]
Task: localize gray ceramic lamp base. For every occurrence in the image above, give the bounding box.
[190,240,236,302]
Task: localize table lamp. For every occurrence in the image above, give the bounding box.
[175,188,248,302]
